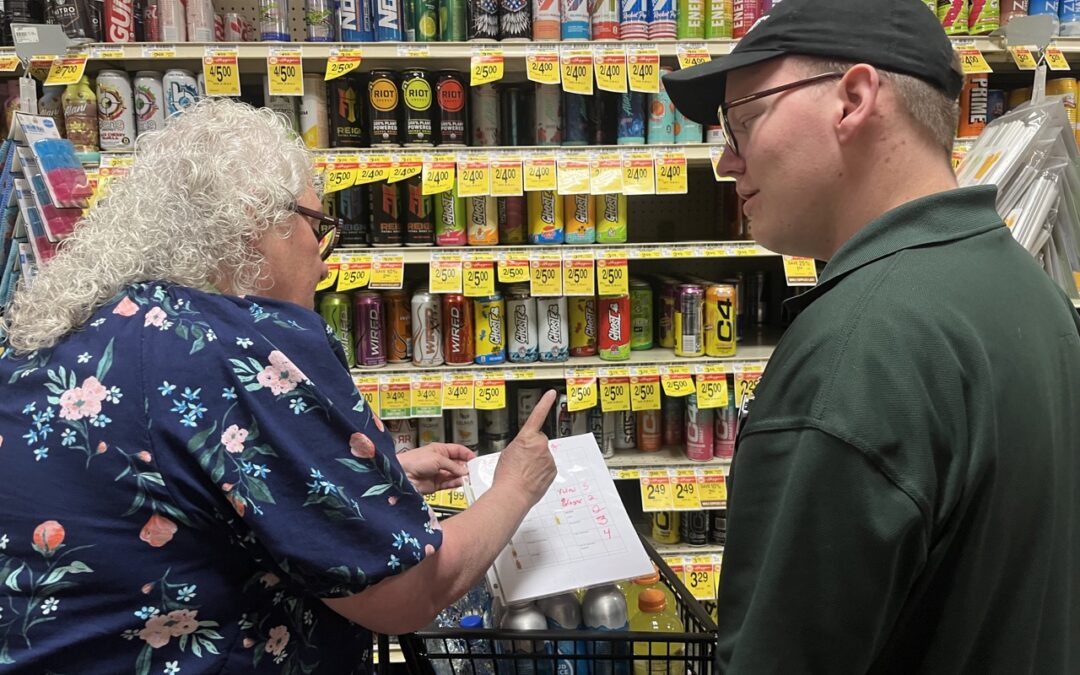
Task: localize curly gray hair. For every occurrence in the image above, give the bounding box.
[2,97,315,353]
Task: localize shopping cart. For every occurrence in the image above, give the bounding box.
[397,535,719,675]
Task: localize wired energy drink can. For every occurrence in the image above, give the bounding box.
[354,291,387,368]
[411,289,445,367]
[442,293,475,365]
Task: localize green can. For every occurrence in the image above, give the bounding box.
[704,0,732,39]
[435,184,467,245]
[414,0,439,41]
[678,0,705,39]
[319,293,356,368]
[630,279,654,351]
[438,0,466,41]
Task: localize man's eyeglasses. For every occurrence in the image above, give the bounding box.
[717,71,845,156]
[293,203,343,261]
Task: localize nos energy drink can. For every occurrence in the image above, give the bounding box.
[474,294,506,364]
[375,0,404,39]
[339,0,375,40]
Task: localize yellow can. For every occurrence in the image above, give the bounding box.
[564,193,596,244]
[1007,87,1032,111]
[595,193,628,244]
[527,190,564,244]
[1046,78,1080,147]
[466,196,498,246]
[472,293,506,364]
[705,283,737,358]
[651,511,681,544]
[569,296,597,357]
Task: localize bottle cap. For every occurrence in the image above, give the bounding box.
[638,588,666,613]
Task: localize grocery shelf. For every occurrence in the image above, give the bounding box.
[636,527,724,558]
[606,446,730,474]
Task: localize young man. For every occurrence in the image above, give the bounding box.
[664,1,1080,672]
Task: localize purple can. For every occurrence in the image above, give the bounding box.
[354,291,387,368]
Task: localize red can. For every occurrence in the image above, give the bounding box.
[498,196,527,244]
[144,0,161,41]
[384,290,413,364]
[105,0,137,41]
[637,410,662,451]
[733,0,761,39]
[598,294,631,361]
[442,294,475,365]
[224,12,245,40]
[214,13,225,41]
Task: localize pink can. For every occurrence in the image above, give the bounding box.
[224,12,245,41]
[158,0,187,41]
[732,0,761,39]
[214,13,225,41]
[685,392,714,462]
[713,376,736,459]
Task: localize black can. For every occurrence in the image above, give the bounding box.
[370,181,403,246]
[338,186,369,247]
[709,509,727,545]
[498,0,531,40]
[499,85,525,146]
[592,91,619,145]
[48,0,102,43]
[680,510,709,547]
[401,69,434,146]
[563,92,590,146]
[368,70,401,147]
[403,175,434,245]
[466,0,499,40]
[435,71,468,147]
[330,75,366,148]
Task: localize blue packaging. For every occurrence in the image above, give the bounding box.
[675,110,703,144]
[987,89,1006,123]
[1061,0,1080,34]
[647,82,676,144]
[1029,0,1061,16]
[374,0,404,40]
[619,0,649,39]
[648,0,676,38]
[339,0,376,40]
[563,92,590,146]
[617,92,646,145]
[561,0,591,39]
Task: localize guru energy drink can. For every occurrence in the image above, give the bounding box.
[474,293,507,364]
[569,296,598,357]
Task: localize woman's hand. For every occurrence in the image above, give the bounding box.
[399,443,476,495]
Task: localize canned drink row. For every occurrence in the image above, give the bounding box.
[652,509,726,547]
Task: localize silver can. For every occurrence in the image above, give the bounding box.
[537,296,569,363]
[262,75,300,133]
[534,83,562,146]
[133,71,166,136]
[516,387,541,432]
[163,69,199,119]
[96,70,136,150]
[300,74,329,149]
[537,593,583,674]
[613,409,636,450]
[554,393,573,438]
[498,602,548,657]
[481,407,510,436]
[505,283,539,363]
[589,409,617,458]
[470,83,499,146]
[387,418,418,454]
[569,410,589,436]
[418,416,446,445]
[582,584,630,672]
[411,289,445,367]
[452,409,480,448]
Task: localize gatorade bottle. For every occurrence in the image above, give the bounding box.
[625,566,677,620]
[630,590,684,675]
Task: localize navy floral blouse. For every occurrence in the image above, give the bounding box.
[0,282,442,674]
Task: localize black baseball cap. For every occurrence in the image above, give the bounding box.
[663,0,964,125]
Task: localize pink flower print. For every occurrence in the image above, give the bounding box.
[255,350,307,395]
[164,609,199,637]
[0,435,4,448]
[112,296,140,317]
[349,432,375,459]
[58,387,101,421]
[260,572,280,588]
[144,306,167,328]
[265,625,290,656]
[138,614,172,649]
[425,544,436,557]
[97,442,108,454]
[139,514,177,548]
[221,424,249,454]
[136,451,151,462]
[81,376,107,403]
[372,411,385,433]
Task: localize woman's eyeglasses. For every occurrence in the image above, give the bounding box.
[292,203,343,261]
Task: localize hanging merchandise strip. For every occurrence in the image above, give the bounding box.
[325,46,363,80]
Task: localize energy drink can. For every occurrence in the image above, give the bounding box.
[590,408,617,458]
[744,270,768,325]
[471,83,500,147]
[320,293,355,368]
[413,0,439,39]
[354,291,387,368]
[569,296,598,357]
[500,0,532,39]
[436,71,468,146]
[620,0,649,39]
[467,196,499,245]
[339,0,375,40]
[370,181,403,246]
[467,0,499,38]
[685,392,714,461]
[528,190,565,244]
[96,70,136,151]
[300,75,330,149]
[637,409,662,450]
[647,69,676,144]
[259,0,290,40]
[680,510,708,546]
[368,70,401,147]
[442,293,475,365]
[564,193,596,244]
[305,0,336,39]
[160,0,187,41]
[330,75,366,148]
[705,0,732,38]
[569,410,590,436]
[648,0,676,39]
[652,511,680,544]
[987,89,1007,123]
[675,284,704,357]
[537,296,570,362]
[595,193,628,244]
[375,0,404,39]
[710,510,727,545]
[657,277,678,348]
[969,0,1000,33]
[404,175,435,245]
[388,419,418,453]
[629,279,653,350]
[938,0,969,34]
[677,0,704,37]
[598,294,631,361]
[563,92,591,146]
[714,376,736,459]
[452,409,480,447]
[675,110,703,144]
[534,84,563,146]
[591,91,619,144]
[498,196,527,244]
[263,76,300,133]
[614,409,636,449]
[705,283,736,357]
[499,85,526,146]
[419,416,446,444]
[411,289,445,367]
[533,0,561,38]
[435,185,467,245]
[517,388,541,431]
[1046,78,1079,145]
[402,69,435,146]
[384,290,413,364]
[958,74,989,138]
[439,0,466,39]
[481,407,511,436]
[561,0,590,38]
[617,91,647,145]
[661,394,684,446]
[52,0,105,42]
[339,187,369,246]
[732,0,759,38]
[554,394,574,438]
[474,293,506,364]
[590,0,620,38]
[505,284,540,363]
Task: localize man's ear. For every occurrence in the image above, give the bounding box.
[835,64,881,145]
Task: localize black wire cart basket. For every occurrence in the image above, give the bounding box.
[396,535,719,675]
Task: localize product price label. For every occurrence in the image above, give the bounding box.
[463,254,496,297]
[354,375,381,417]
[655,151,688,194]
[430,488,468,510]
[661,366,694,397]
[379,376,412,419]
[591,153,624,195]
[457,158,491,197]
[640,471,674,511]
[955,43,993,74]
[422,155,456,195]
[497,253,530,283]
[369,253,404,290]
[387,154,424,184]
[599,372,631,413]
[143,45,177,59]
[530,253,564,296]
[398,44,431,58]
[562,252,595,296]
[527,46,561,84]
[782,255,818,286]
[673,470,702,510]
[490,157,523,196]
[202,48,241,97]
[628,47,660,93]
[594,48,627,93]
[566,374,598,413]
[596,255,630,296]
[92,46,126,60]
[315,253,341,291]
[474,378,507,410]
[411,375,443,418]
[557,155,592,195]
[676,44,711,70]
[335,254,373,292]
[561,48,594,95]
[471,47,505,86]
[1046,43,1071,71]
[735,364,764,410]
[1008,45,1038,71]
[524,155,558,191]
[695,367,729,409]
[325,47,362,80]
[45,54,87,86]
[0,49,19,72]
[685,557,717,601]
[630,367,662,411]
[355,155,392,184]
[442,374,475,409]
[709,146,727,182]
[429,254,464,294]
[267,48,303,96]
[323,158,359,195]
[622,152,656,195]
[699,468,727,508]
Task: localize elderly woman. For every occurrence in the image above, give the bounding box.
[0,99,557,673]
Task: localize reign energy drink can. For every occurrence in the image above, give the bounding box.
[330,75,366,148]
[370,181,403,246]
[404,175,435,245]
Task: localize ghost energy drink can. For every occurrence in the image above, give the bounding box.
[474,293,507,364]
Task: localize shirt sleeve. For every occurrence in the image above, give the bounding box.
[140,285,441,598]
[717,426,928,673]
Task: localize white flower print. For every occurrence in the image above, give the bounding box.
[135,606,160,620]
[303,610,313,626]
[206,330,217,342]
[177,585,197,602]
[33,447,47,461]
[40,598,59,614]
[90,318,107,327]
[0,533,8,550]
[77,352,91,364]
[265,625,290,656]
[164,661,180,675]
[236,337,253,349]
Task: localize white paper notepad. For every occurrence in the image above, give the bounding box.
[465,433,653,604]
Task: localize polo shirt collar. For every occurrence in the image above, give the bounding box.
[786,186,1004,312]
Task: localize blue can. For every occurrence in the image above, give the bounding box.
[617,91,646,145]
[374,0,404,40]
[647,76,676,144]
[620,0,649,39]
[563,92,590,146]
[648,0,676,39]
[1061,0,1080,31]
[675,110,703,144]
[1029,0,1060,15]
[561,0,591,38]
[987,89,1006,123]
[338,0,376,40]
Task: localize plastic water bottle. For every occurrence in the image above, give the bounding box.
[455,615,497,675]
[538,593,589,675]
[582,585,631,675]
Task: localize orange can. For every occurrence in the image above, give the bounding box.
[958,74,989,138]
[384,290,413,364]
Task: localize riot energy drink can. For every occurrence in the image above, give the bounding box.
[402,69,435,146]
[598,294,631,361]
[537,296,569,362]
[467,0,499,39]
[499,0,531,39]
[330,75,366,148]
[467,196,499,245]
[368,70,401,146]
[412,288,445,366]
[629,279,653,350]
[384,290,413,364]
[404,175,435,245]
[675,284,704,357]
[564,193,596,244]
[569,296,598,357]
[436,71,468,146]
[528,190,565,244]
[596,193,628,244]
[435,185,467,245]
[505,284,539,363]
[354,291,387,368]
[685,392,714,461]
[442,293,475,364]
[705,283,736,357]
[498,196,527,244]
[471,83,500,146]
[370,181,403,246]
[320,293,355,367]
[474,293,507,364]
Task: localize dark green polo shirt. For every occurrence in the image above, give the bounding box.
[718,187,1080,674]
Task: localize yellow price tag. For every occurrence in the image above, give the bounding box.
[640,471,675,511]
[457,158,491,197]
[530,254,564,296]
[622,152,656,195]
[336,255,373,291]
[526,48,561,85]
[442,375,475,409]
[673,470,702,510]
[561,49,594,95]
[695,368,729,409]
[591,154,624,195]
[142,45,177,59]
[267,48,303,97]
[369,253,405,290]
[411,376,443,417]
[782,255,818,286]
[471,48,505,86]
[1046,44,1071,71]
[597,255,630,296]
[599,375,631,413]
[202,49,241,97]
[566,375,598,412]
[444,488,469,510]
[316,267,339,292]
[355,376,381,417]
[655,152,688,195]
[430,254,464,294]
[562,253,595,296]
[355,155,392,185]
[628,48,660,94]
[676,44,711,71]
[463,256,497,297]
[735,365,764,409]
[380,377,412,419]
[0,51,19,72]
[1008,45,1038,71]
[557,155,592,195]
[474,378,507,410]
[685,557,717,601]
[956,45,993,74]
[498,254,531,283]
[323,161,359,195]
[630,368,662,411]
[325,47,362,80]
[594,48,627,93]
[524,155,558,192]
[709,146,727,182]
[423,156,456,195]
[45,54,87,86]
[699,469,727,508]
[387,155,423,184]
[490,158,523,196]
[661,366,694,397]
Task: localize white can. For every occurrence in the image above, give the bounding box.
[196,72,207,98]
[186,0,215,41]
[299,74,329,149]
[262,75,300,133]
[534,83,562,146]
[470,83,499,147]
[418,416,446,445]
[387,419,418,454]
[505,285,538,363]
[134,71,166,136]
[536,296,569,362]
[163,69,199,119]
[159,0,188,41]
[96,70,136,150]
